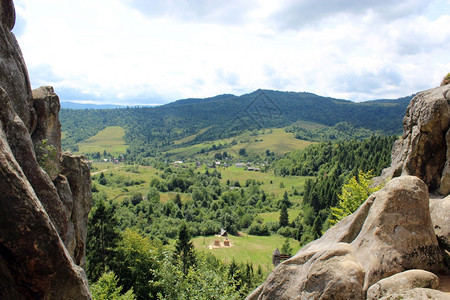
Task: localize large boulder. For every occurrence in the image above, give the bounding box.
[379,85,450,195]
[430,195,450,251]
[378,288,450,300]
[0,0,92,298]
[248,176,443,299]
[366,269,439,299]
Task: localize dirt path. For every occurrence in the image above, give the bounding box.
[91,169,108,175]
[91,166,120,175]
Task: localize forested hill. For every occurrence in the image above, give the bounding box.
[60,89,413,158]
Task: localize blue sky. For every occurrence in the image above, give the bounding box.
[12,0,450,105]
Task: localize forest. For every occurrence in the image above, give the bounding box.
[57,89,410,299]
[59,89,411,160]
[85,135,395,299]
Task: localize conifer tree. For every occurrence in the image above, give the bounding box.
[175,222,195,275]
[279,204,289,227]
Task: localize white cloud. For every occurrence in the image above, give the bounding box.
[11,0,450,104]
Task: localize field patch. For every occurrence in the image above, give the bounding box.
[78,126,128,156]
[192,233,300,272]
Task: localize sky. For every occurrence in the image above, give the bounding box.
[12,0,450,105]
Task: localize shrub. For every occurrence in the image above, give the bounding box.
[441,73,450,86]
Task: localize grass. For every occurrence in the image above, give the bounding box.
[91,162,193,204]
[174,126,212,145]
[164,127,314,159]
[78,126,128,156]
[192,233,300,272]
[92,162,310,205]
[219,166,311,203]
[258,208,303,224]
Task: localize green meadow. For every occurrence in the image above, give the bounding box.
[192,233,300,272]
[165,127,313,159]
[78,126,128,156]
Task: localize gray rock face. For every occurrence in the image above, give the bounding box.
[0,1,92,298]
[248,176,442,299]
[430,195,450,251]
[31,86,62,180]
[0,0,36,132]
[379,85,450,195]
[366,269,439,299]
[60,153,93,268]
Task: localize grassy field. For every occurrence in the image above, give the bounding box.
[92,162,310,206]
[78,126,128,156]
[91,162,194,204]
[165,127,313,159]
[219,166,311,204]
[258,209,303,224]
[192,233,300,272]
[174,126,212,145]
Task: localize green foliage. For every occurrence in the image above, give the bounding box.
[60,90,410,160]
[279,205,289,227]
[441,73,450,86]
[175,222,196,275]
[286,122,383,142]
[34,139,57,175]
[90,271,136,300]
[330,170,383,225]
[86,198,120,282]
[280,238,292,256]
[111,228,160,300]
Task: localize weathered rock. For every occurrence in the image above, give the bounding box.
[430,195,450,251]
[0,119,91,299]
[379,85,450,195]
[32,86,62,180]
[366,269,439,299]
[60,153,92,268]
[352,176,442,291]
[379,287,450,300]
[0,0,36,132]
[0,1,91,298]
[248,176,443,299]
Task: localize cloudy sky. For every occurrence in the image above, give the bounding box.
[12,0,450,105]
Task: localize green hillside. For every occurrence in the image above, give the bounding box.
[60,89,412,159]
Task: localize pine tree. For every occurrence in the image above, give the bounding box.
[86,199,119,281]
[279,204,289,227]
[175,222,195,275]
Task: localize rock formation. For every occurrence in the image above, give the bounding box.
[0,1,92,298]
[379,84,450,195]
[250,85,450,299]
[248,176,443,299]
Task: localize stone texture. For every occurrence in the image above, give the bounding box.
[0,0,36,132]
[31,86,62,180]
[378,85,450,195]
[367,269,439,299]
[379,288,450,300]
[60,153,93,268]
[248,176,442,300]
[0,1,91,298]
[430,195,450,251]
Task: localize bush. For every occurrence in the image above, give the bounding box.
[248,222,270,236]
[441,73,450,86]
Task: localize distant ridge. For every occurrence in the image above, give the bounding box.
[61,101,126,109]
